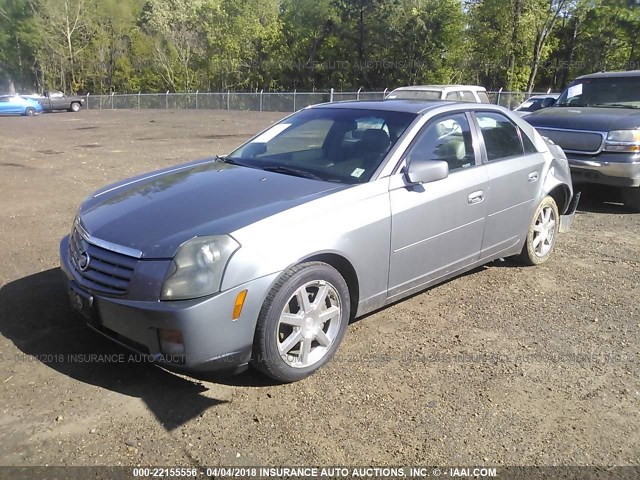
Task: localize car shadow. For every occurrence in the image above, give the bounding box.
[0,268,228,431]
[200,367,282,388]
[575,184,635,214]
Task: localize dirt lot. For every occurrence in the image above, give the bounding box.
[0,110,638,469]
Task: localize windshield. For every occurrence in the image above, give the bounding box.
[555,76,640,108]
[387,90,442,101]
[516,98,545,112]
[227,108,416,184]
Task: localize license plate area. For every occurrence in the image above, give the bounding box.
[68,282,99,327]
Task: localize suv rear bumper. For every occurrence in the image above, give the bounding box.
[567,153,640,187]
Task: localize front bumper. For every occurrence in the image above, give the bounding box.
[567,153,640,187]
[559,191,581,233]
[60,236,279,373]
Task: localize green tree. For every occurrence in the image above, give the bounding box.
[280,0,339,89]
[467,0,539,91]
[203,0,282,90]
[32,0,94,93]
[573,0,640,72]
[330,0,392,88]
[83,0,144,93]
[140,0,214,92]
[525,0,569,92]
[2,0,639,94]
[385,0,467,86]
[0,0,40,92]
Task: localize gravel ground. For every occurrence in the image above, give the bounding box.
[0,110,638,469]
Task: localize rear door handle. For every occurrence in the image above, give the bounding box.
[528,171,539,183]
[468,190,485,204]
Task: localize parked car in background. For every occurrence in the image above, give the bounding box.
[514,93,560,117]
[526,70,640,211]
[61,100,578,383]
[0,95,43,116]
[25,90,85,112]
[386,85,491,103]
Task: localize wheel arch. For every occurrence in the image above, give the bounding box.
[300,252,360,320]
[546,184,571,214]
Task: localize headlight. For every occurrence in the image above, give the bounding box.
[161,235,240,300]
[604,129,640,153]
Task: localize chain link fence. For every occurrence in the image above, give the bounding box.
[84,89,553,112]
[488,91,553,108]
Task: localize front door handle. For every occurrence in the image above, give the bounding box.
[528,171,539,183]
[468,190,485,204]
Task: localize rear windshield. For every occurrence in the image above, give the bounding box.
[556,76,640,109]
[387,90,442,101]
[517,99,545,112]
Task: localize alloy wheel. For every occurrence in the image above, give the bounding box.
[532,205,556,257]
[276,280,342,368]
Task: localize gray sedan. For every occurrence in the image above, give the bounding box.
[60,100,579,382]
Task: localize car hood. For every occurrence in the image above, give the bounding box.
[78,159,346,258]
[526,107,640,132]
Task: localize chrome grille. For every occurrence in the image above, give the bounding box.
[535,128,605,154]
[68,226,138,295]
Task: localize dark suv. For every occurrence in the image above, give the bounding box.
[526,71,640,211]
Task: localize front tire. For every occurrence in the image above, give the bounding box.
[518,196,560,266]
[69,102,81,112]
[252,262,350,383]
[25,107,36,116]
[621,187,640,213]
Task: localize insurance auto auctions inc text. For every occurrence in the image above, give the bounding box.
[207,466,497,478]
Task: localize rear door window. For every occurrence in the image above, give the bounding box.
[475,112,525,161]
[521,130,539,154]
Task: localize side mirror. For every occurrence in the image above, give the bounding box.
[541,97,556,108]
[406,159,449,184]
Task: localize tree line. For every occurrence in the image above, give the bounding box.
[1,0,639,95]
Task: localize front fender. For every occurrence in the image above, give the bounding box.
[542,140,574,212]
[223,179,393,308]
[540,139,579,232]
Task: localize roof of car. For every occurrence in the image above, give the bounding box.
[310,99,492,114]
[526,93,560,99]
[576,70,640,80]
[390,85,487,92]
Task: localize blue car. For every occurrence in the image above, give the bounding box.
[0,95,44,116]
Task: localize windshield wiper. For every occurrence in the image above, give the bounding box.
[261,165,323,181]
[215,155,247,166]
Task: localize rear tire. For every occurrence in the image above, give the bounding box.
[69,102,81,112]
[517,196,560,266]
[621,187,640,213]
[25,107,36,116]
[252,262,350,383]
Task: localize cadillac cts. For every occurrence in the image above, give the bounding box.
[60,100,579,382]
